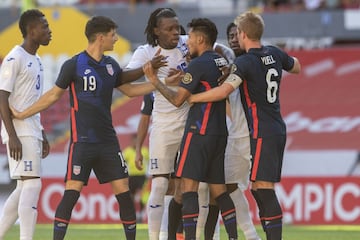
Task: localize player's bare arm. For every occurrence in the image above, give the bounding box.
[143,62,189,107]
[117,82,155,97]
[121,48,168,84]
[135,113,150,170]
[188,73,242,104]
[0,90,22,161]
[42,130,50,158]
[288,57,301,74]
[11,85,65,120]
[165,68,184,86]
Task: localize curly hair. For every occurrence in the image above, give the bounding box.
[144,8,177,47]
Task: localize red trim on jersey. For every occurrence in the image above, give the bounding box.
[243,80,259,138]
[250,137,262,181]
[67,142,75,181]
[176,132,193,177]
[200,81,212,135]
[70,108,77,142]
[70,82,78,142]
[251,103,259,138]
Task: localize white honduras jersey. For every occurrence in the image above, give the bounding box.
[225,50,249,139]
[0,45,44,143]
[126,35,190,123]
[227,88,249,139]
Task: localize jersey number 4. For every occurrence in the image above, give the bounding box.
[266,68,279,103]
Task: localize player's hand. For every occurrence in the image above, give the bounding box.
[135,152,144,171]
[187,94,195,105]
[42,131,50,158]
[9,106,25,120]
[143,61,158,84]
[8,135,22,161]
[150,48,168,69]
[165,68,183,86]
[218,65,231,85]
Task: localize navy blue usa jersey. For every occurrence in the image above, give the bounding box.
[140,92,154,116]
[55,51,122,143]
[180,51,228,136]
[234,45,294,138]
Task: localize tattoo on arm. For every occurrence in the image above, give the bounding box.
[154,81,178,106]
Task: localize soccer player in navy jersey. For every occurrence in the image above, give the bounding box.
[143,18,238,240]
[11,16,166,240]
[188,11,301,240]
[127,8,234,240]
[205,22,261,240]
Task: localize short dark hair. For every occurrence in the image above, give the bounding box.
[144,8,177,47]
[226,22,236,40]
[85,16,118,42]
[187,18,218,46]
[19,9,45,38]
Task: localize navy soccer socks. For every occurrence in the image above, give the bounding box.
[53,190,80,240]
[204,204,219,240]
[168,197,183,240]
[252,189,283,240]
[182,192,199,240]
[215,192,238,240]
[116,191,136,240]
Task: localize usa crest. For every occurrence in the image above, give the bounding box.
[106,64,114,76]
[73,165,81,175]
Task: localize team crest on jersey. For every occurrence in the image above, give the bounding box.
[73,165,81,175]
[106,64,114,76]
[182,73,192,84]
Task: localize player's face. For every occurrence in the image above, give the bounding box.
[228,26,244,56]
[237,28,246,51]
[154,17,180,49]
[102,29,118,51]
[31,17,52,46]
[186,28,199,58]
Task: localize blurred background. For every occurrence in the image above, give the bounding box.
[0,0,359,226]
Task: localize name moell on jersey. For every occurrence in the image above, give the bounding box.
[261,55,276,65]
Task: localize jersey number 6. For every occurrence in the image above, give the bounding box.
[266,68,279,103]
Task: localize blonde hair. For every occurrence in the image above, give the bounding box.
[234,11,264,41]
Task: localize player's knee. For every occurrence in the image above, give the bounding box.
[198,182,209,207]
[226,183,238,193]
[23,177,42,193]
[256,188,282,216]
[149,177,169,202]
[182,192,199,214]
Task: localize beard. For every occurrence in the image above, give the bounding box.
[190,51,198,59]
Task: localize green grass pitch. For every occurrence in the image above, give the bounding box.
[4,224,360,239]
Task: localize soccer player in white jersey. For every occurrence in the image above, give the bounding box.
[126,8,233,240]
[0,9,52,240]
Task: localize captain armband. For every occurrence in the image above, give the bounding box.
[224,73,242,89]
